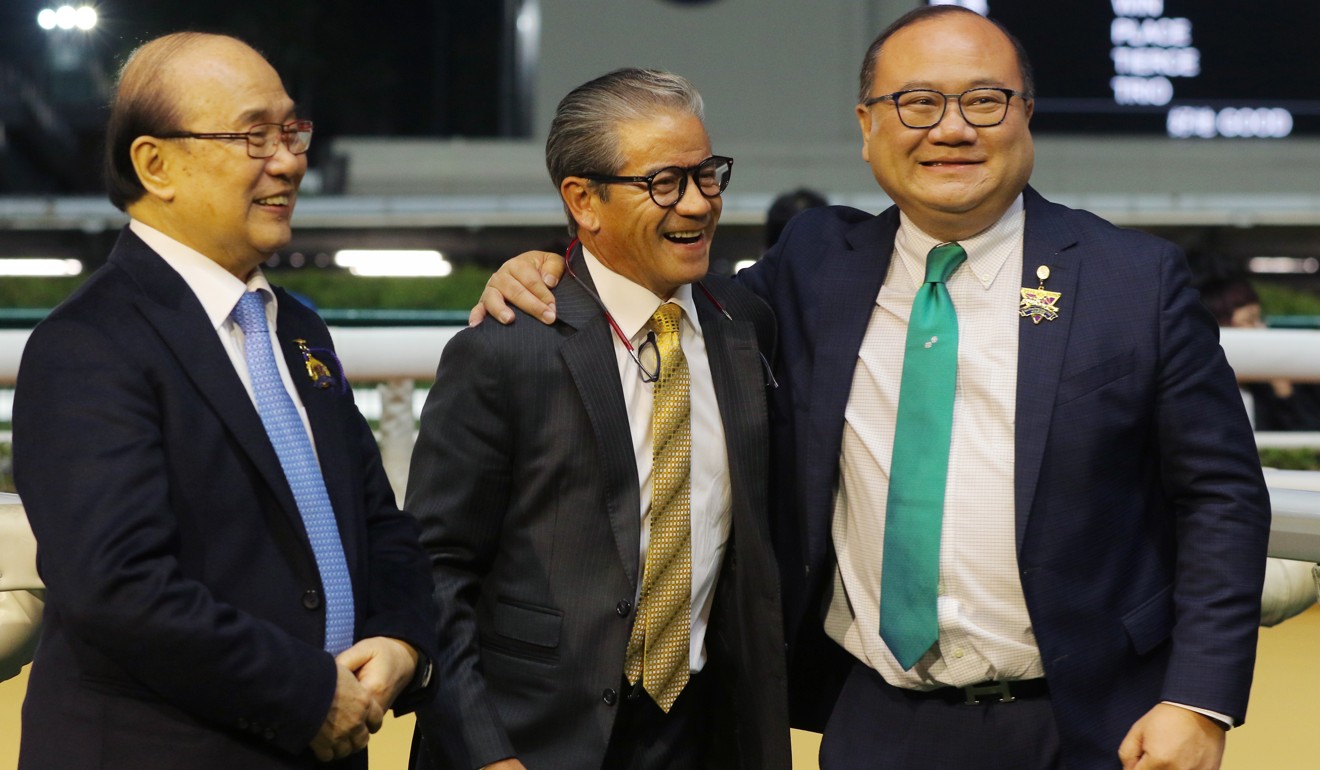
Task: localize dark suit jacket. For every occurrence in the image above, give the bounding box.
[407,254,791,770]
[13,228,437,770]
[739,188,1271,770]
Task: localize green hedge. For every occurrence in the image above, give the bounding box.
[0,266,494,312]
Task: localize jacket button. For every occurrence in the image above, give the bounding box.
[602,688,618,705]
[302,589,321,610]
[615,599,632,617]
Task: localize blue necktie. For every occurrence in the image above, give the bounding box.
[232,291,355,655]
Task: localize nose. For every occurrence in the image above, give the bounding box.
[926,98,978,141]
[264,138,305,179]
[672,173,714,217]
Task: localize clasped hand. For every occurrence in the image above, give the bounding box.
[308,636,420,762]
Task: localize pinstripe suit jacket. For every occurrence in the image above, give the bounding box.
[407,252,790,770]
[741,188,1271,770]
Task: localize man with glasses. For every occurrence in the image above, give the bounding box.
[477,6,1268,770]
[12,32,437,770]
[406,68,789,770]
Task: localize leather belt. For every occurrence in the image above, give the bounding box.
[897,678,1050,706]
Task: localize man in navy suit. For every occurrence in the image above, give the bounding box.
[13,32,436,769]
[476,7,1269,770]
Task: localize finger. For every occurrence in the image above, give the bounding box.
[365,698,385,733]
[469,303,489,327]
[1117,730,1142,769]
[310,741,334,763]
[535,251,565,287]
[478,286,517,325]
[496,262,557,323]
[335,643,374,673]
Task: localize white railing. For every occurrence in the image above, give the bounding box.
[4,325,1320,557]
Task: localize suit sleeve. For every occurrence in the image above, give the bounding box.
[1153,243,1271,721]
[13,316,336,754]
[406,326,518,769]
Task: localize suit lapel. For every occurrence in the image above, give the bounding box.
[557,251,643,586]
[696,285,770,546]
[1013,188,1082,549]
[114,232,305,531]
[274,298,362,570]
[803,209,899,565]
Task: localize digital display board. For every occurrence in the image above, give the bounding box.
[930,1,1320,138]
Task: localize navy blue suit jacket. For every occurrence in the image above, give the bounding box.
[13,228,437,770]
[738,188,1270,769]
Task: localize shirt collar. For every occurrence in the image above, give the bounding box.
[893,194,1025,291]
[580,246,699,341]
[130,219,277,330]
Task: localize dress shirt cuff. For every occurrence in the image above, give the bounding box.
[1163,701,1234,730]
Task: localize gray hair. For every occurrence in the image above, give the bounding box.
[546,68,705,235]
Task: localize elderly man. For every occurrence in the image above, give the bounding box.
[406,68,789,770]
[478,7,1270,770]
[13,33,436,769]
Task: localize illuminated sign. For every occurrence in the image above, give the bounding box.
[931,1,1320,138]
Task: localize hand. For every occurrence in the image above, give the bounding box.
[469,250,563,326]
[336,636,421,713]
[308,661,384,762]
[481,760,529,770]
[1118,703,1225,770]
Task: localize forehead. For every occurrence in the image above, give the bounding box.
[169,40,295,128]
[872,14,1023,91]
[612,111,712,172]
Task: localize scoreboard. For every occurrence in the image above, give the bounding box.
[930,1,1319,138]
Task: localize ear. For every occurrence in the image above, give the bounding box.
[561,177,601,235]
[1023,97,1035,124]
[856,103,875,163]
[129,135,176,202]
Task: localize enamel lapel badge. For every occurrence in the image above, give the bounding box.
[1019,265,1062,324]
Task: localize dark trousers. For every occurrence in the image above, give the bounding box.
[819,663,1066,770]
[601,669,713,770]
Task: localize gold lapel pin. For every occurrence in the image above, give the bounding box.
[294,338,336,389]
[1018,265,1062,324]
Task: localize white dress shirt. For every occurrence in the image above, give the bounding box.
[129,220,317,450]
[581,247,730,674]
[824,196,1041,689]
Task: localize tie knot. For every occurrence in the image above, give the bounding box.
[650,303,683,336]
[924,243,967,285]
[231,291,268,336]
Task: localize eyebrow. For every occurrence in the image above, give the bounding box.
[890,78,1011,92]
[234,101,301,128]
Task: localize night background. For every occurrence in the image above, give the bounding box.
[0,0,517,196]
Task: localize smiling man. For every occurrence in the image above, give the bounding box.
[406,68,789,770]
[13,33,437,770]
[477,7,1270,770]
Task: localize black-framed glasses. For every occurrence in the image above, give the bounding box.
[156,119,314,159]
[861,88,1030,129]
[582,155,733,208]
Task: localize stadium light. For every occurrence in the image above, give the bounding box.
[334,250,454,277]
[36,6,97,32]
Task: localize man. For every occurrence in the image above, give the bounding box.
[476,7,1270,770]
[13,33,436,769]
[407,68,789,770]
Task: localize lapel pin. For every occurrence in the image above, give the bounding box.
[1019,265,1062,324]
[294,338,338,390]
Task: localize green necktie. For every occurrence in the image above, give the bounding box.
[879,241,967,670]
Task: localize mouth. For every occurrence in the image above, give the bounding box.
[919,159,983,168]
[254,193,293,207]
[663,229,706,245]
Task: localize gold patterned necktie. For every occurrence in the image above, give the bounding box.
[624,302,692,713]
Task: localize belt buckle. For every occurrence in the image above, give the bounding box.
[961,680,1015,706]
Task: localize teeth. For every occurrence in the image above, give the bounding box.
[256,195,290,206]
[668,231,701,239]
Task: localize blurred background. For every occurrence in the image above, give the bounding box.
[3,1,1320,767]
